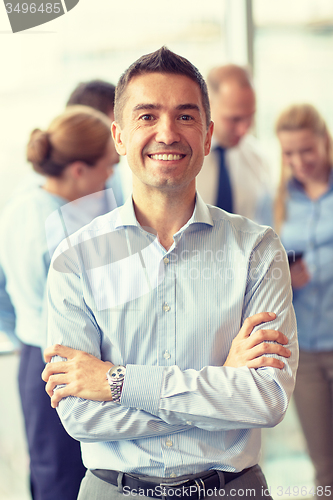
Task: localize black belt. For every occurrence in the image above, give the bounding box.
[91,467,251,499]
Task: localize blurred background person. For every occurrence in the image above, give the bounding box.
[15,79,124,208]
[196,64,273,225]
[0,105,118,500]
[66,79,124,207]
[275,103,333,495]
[66,79,116,120]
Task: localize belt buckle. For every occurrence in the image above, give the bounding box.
[193,478,206,500]
[160,479,190,488]
[160,478,190,499]
[160,478,201,500]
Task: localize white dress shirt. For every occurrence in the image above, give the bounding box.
[196,135,273,226]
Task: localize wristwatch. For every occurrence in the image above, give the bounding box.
[106,365,126,404]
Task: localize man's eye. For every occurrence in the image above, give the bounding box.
[179,115,193,121]
[140,114,154,121]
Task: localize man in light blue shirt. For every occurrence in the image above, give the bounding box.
[43,47,298,500]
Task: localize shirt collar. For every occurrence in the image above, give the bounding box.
[114,192,213,231]
[114,195,138,229]
[191,192,214,226]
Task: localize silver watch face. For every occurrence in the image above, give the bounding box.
[108,365,126,382]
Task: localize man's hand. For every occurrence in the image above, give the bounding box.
[223,312,291,369]
[42,344,113,408]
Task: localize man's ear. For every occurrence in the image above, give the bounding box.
[204,121,214,156]
[112,122,126,156]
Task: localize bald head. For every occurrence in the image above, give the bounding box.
[207,64,253,92]
[207,64,256,148]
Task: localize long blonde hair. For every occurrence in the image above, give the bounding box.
[274,104,333,232]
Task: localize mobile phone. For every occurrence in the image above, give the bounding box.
[287,252,304,266]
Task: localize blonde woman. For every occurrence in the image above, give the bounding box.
[0,106,118,500]
[275,104,333,494]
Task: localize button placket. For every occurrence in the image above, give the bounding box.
[161,433,181,476]
[157,252,176,366]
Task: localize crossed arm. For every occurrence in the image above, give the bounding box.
[42,311,291,408]
[42,223,298,441]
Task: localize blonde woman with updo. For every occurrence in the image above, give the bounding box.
[275,104,333,494]
[0,105,118,500]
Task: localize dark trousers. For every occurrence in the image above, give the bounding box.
[18,343,86,500]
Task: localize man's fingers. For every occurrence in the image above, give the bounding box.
[45,374,68,396]
[246,356,285,370]
[43,344,78,363]
[249,342,291,360]
[50,387,71,408]
[42,361,69,381]
[248,329,289,348]
[238,312,276,339]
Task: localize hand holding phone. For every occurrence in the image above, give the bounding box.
[288,253,310,289]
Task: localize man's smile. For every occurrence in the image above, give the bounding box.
[148,153,186,161]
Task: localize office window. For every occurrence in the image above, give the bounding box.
[254,0,333,183]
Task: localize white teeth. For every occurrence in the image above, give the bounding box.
[150,154,183,161]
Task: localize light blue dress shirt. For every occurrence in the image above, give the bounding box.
[0,186,116,349]
[47,193,298,477]
[280,174,333,352]
[13,165,124,208]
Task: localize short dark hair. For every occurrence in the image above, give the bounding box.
[114,47,211,127]
[67,80,116,117]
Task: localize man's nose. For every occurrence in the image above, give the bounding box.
[155,117,180,144]
[235,118,252,138]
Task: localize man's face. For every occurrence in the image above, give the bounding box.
[210,82,255,148]
[112,72,213,195]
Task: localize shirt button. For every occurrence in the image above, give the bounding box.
[164,257,169,264]
[163,303,170,312]
[166,440,173,447]
[163,350,171,360]
[186,421,192,426]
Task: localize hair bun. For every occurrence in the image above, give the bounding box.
[26,129,51,166]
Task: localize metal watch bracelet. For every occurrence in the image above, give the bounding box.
[106,365,126,404]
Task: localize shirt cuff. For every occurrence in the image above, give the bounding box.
[121,364,165,415]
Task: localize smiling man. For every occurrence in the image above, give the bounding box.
[43,47,298,500]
